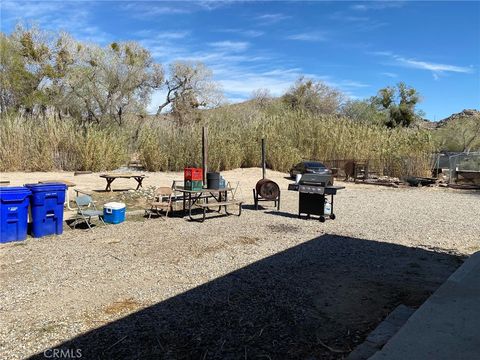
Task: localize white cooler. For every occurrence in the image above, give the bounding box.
[103,202,126,224]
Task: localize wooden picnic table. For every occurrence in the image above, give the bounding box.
[175,186,242,222]
[99,173,146,192]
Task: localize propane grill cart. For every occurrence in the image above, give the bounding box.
[288,177,345,222]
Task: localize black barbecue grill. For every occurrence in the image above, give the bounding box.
[288,174,345,222]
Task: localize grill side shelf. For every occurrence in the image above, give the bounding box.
[288,184,299,191]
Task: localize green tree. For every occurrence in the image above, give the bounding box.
[436,113,480,152]
[282,77,344,115]
[0,33,30,113]
[0,25,57,117]
[66,41,164,124]
[371,82,422,128]
[1,24,164,124]
[341,99,387,125]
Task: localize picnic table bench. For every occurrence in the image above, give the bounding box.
[99,173,146,192]
[175,186,243,222]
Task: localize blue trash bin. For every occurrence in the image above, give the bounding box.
[0,187,31,243]
[25,183,66,238]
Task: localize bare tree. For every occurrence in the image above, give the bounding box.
[250,88,273,109]
[156,61,223,119]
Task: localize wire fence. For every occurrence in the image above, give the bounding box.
[446,152,480,184]
[322,156,433,179]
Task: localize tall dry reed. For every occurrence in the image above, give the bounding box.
[1,109,436,178]
[0,116,129,172]
[138,108,436,177]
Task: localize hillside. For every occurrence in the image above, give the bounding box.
[435,109,480,128]
[432,109,480,152]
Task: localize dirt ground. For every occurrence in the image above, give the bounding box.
[0,168,479,359]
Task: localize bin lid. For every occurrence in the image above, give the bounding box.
[104,202,126,210]
[24,183,67,192]
[0,186,31,192]
[0,186,31,201]
[207,172,220,178]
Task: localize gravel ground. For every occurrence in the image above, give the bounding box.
[0,168,478,359]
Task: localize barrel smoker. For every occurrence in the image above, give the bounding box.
[253,178,280,210]
[253,139,281,210]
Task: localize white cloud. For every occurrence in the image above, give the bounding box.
[286,32,327,42]
[218,70,369,103]
[134,30,190,43]
[330,11,370,22]
[1,1,370,111]
[256,13,290,24]
[351,2,405,11]
[0,1,111,44]
[216,28,264,38]
[122,0,235,19]
[381,72,398,78]
[372,51,474,78]
[329,11,387,32]
[155,31,190,40]
[138,38,188,64]
[208,41,250,52]
[197,0,236,11]
[138,30,370,110]
[397,57,473,73]
[1,0,61,19]
[338,80,370,88]
[121,3,191,17]
[370,51,394,56]
[351,4,368,11]
[138,30,368,110]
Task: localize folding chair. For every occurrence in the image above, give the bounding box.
[170,180,186,211]
[145,187,173,220]
[73,195,106,231]
[227,180,241,200]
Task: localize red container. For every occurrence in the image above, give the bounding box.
[184,168,203,181]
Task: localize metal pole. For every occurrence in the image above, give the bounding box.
[261,138,266,179]
[202,126,208,184]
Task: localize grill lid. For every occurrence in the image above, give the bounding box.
[299,185,325,194]
[298,173,328,186]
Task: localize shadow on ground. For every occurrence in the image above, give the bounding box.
[29,234,462,359]
[264,210,302,219]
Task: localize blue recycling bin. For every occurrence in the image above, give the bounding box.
[0,187,31,243]
[25,183,66,238]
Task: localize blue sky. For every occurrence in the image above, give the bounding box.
[1,1,479,120]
